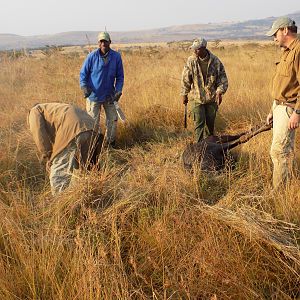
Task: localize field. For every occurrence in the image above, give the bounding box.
[0,41,299,299]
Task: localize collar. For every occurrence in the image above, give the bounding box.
[199,53,209,61]
[99,49,110,57]
[193,49,212,59]
[285,38,299,51]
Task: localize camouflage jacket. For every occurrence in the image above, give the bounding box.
[180,50,228,104]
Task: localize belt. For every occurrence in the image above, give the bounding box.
[274,100,296,108]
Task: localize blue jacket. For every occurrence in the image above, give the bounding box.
[79,48,124,102]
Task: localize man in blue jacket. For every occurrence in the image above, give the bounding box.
[80,31,124,147]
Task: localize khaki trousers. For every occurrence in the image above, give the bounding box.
[49,131,92,195]
[192,102,218,142]
[86,98,118,144]
[270,101,295,189]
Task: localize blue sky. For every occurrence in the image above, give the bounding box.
[1,0,299,35]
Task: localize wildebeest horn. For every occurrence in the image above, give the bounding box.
[221,122,272,152]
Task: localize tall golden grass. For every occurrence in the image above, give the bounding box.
[0,42,299,299]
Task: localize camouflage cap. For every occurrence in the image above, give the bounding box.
[97,31,111,42]
[266,17,296,36]
[191,37,207,50]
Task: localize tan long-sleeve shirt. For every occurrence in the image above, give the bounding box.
[272,38,300,110]
[28,103,96,161]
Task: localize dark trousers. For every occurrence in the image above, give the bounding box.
[192,102,218,142]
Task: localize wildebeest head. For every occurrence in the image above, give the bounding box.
[182,122,272,171]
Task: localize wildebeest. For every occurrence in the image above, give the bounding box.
[182,122,272,170]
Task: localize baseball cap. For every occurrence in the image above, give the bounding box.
[191,37,207,50]
[97,31,111,42]
[266,17,296,36]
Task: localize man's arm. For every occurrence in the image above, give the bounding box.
[79,54,92,97]
[180,61,193,104]
[28,107,52,161]
[115,53,124,94]
[288,48,300,130]
[216,60,228,95]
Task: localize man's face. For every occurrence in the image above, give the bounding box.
[98,39,111,54]
[194,47,207,58]
[273,28,287,48]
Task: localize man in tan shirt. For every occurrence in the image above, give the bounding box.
[28,103,102,195]
[266,17,300,189]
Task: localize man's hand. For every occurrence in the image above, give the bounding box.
[266,112,273,125]
[81,86,92,98]
[114,91,122,102]
[216,92,222,106]
[182,95,188,105]
[288,112,300,130]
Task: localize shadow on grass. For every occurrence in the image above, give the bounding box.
[117,104,192,148]
[187,147,272,206]
[117,104,236,149]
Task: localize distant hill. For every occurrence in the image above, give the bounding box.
[0,11,299,50]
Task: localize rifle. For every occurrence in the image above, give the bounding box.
[111,93,126,122]
[113,101,126,122]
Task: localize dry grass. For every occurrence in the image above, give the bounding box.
[0,42,299,299]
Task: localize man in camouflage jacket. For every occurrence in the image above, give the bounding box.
[181,37,228,142]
